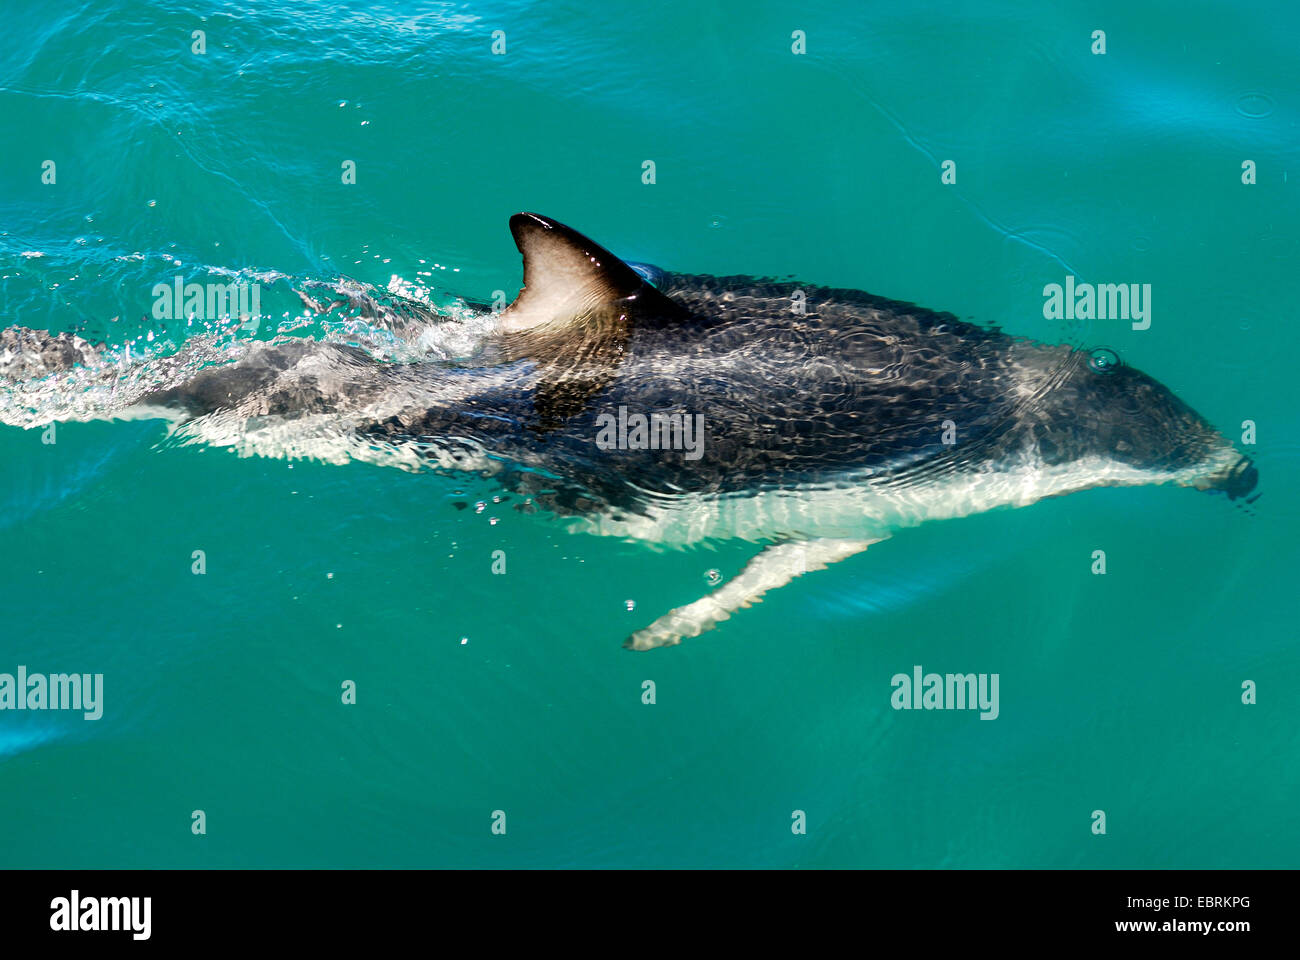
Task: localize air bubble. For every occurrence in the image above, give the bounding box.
[1087,346,1121,374]
[1236,92,1275,119]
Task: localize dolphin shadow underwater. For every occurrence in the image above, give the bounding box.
[1,213,1258,649]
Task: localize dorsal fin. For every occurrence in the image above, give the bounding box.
[496,213,691,430]
[500,213,646,332]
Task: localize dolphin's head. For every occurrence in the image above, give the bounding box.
[1058,351,1257,500]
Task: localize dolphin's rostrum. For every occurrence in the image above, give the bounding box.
[1,213,1257,648]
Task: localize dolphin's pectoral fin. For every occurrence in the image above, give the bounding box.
[624,537,882,650]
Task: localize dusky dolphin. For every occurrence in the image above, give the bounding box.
[0,213,1257,649]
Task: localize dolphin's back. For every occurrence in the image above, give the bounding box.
[498,272,1055,501]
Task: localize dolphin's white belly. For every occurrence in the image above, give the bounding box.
[570,452,1217,547]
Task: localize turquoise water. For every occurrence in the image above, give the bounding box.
[2,0,1297,868]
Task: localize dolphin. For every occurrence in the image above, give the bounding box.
[0,213,1258,649]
